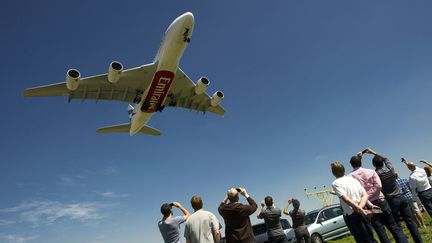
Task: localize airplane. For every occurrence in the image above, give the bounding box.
[22,12,225,136]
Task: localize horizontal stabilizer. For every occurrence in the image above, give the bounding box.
[96,123,161,136]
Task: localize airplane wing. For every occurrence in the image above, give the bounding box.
[165,67,225,116]
[23,63,158,103]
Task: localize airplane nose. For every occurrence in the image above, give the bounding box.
[182,12,194,25]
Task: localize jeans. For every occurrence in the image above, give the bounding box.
[387,195,423,243]
[371,199,408,243]
[344,212,376,243]
[418,188,432,218]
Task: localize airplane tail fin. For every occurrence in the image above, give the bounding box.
[96,123,161,136]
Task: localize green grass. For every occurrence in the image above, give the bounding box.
[329,213,432,243]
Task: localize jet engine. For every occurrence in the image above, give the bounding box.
[66,69,81,91]
[194,77,210,95]
[108,61,123,83]
[210,91,224,107]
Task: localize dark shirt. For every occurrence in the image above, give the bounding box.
[218,197,257,243]
[258,207,285,239]
[289,209,306,228]
[375,158,402,198]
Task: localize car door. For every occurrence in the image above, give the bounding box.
[316,208,338,239]
[326,206,348,238]
[252,223,268,243]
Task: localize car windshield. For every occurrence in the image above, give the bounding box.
[305,211,319,225]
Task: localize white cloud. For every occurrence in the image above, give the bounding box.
[102,166,117,175]
[314,154,327,160]
[3,234,38,243]
[100,192,129,199]
[0,219,15,226]
[0,201,103,226]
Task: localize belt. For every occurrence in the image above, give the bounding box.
[371,198,385,204]
[418,188,431,194]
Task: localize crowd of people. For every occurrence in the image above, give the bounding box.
[330,147,432,243]
[157,147,432,243]
[157,188,307,243]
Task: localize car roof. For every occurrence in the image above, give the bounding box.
[306,204,341,215]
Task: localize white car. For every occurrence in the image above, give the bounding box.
[305,204,351,243]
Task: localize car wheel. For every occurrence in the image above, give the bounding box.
[311,233,324,243]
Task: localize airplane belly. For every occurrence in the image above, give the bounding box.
[140,69,175,113]
[130,111,153,135]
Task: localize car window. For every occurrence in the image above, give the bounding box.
[252,224,267,235]
[305,211,319,225]
[319,208,335,221]
[280,219,292,229]
[330,206,343,217]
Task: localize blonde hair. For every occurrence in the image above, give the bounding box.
[331,161,345,178]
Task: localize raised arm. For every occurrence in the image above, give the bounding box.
[172,202,190,219]
[420,160,432,167]
[283,200,291,216]
[238,188,257,216]
[257,202,265,219]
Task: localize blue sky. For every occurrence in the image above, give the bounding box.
[1,0,432,242]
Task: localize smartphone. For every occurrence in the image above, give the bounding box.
[169,203,174,207]
[361,149,369,154]
[401,158,406,162]
[236,188,241,192]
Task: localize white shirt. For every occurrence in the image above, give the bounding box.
[184,210,219,243]
[332,175,366,215]
[409,167,432,194]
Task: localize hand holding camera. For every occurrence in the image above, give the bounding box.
[171,202,181,208]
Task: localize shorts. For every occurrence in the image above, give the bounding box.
[410,200,420,213]
[406,198,420,214]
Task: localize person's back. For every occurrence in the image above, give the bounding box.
[262,207,285,239]
[218,187,257,243]
[158,202,190,243]
[185,210,219,243]
[289,209,305,228]
[159,216,187,243]
[284,199,310,243]
[219,202,255,242]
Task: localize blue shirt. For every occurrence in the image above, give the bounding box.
[158,216,187,243]
[396,177,413,200]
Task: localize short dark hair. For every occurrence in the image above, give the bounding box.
[372,155,385,168]
[350,155,362,168]
[160,203,172,217]
[292,199,300,209]
[264,196,273,206]
[331,161,345,178]
[191,195,203,211]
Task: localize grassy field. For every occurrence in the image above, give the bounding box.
[329,213,432,243]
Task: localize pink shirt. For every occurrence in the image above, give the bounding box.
[349,167,384,202]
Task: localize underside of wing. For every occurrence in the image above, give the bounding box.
[164,67,226,116]
[23,63,157,104]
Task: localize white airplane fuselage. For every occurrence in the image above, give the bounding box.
[129,12,194,135]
